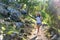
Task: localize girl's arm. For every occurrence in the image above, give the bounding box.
[40,16,43,21]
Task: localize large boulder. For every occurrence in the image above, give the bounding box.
[15,3,21,8]
[0,3,6,7]
[7,6,22,21]
[10,10,21,21]
[0,3,9,17]
[7,6,14,14]
[0,7,9,17]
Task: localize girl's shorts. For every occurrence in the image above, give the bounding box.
[37,23,42,26]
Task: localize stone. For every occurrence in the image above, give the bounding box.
[7,6,15,14]
[15,22,23,27]
[0,5,9,17]
[10,10,21,21]
[15,3,21,8]
[0,34,3,40]
[21,10,27,15]
[8,0,16,3]
[15,22,23,29]
[57,37,60,40]
[20,29,24,33]
[51,34,57,40]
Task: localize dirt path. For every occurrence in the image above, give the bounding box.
[28,28,48,40]
[35,29,48,40]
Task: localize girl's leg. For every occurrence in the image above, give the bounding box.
[37,25,40,34]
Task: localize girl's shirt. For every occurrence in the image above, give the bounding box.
[36,16,42,24]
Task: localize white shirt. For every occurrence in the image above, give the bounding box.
[36,17,42,23]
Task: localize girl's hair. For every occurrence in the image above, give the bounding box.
[36,12,41,17]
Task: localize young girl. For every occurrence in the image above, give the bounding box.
[36,12,42,34]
